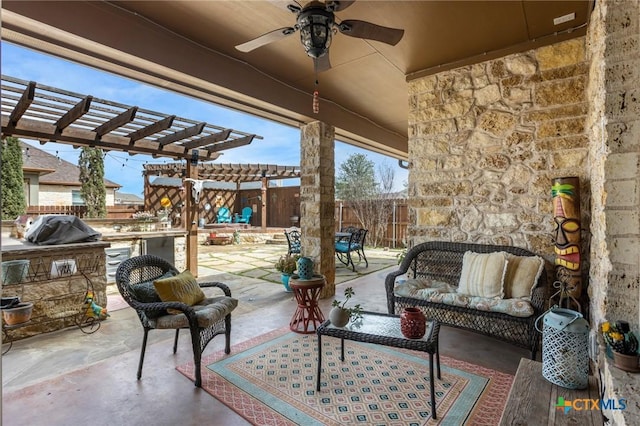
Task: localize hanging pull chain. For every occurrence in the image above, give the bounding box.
[313,60,320,114]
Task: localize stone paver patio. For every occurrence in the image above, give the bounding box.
[197,242,402,290]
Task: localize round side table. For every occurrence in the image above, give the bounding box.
[289,274,325,334]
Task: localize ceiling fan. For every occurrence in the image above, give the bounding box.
[235,0,405,72]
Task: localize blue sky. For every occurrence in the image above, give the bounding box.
[1,42,407,196]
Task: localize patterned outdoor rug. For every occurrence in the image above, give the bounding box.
[176,328,513,425]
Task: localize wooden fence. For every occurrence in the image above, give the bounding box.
[335,199,408,248]
[24,196,409,248]
[26,205,139,219]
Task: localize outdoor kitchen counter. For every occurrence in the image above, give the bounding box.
[100,230,187,241]
[100,230,187,275]
[1,241,110,341]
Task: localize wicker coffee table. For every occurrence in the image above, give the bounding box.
[316,311,441,419]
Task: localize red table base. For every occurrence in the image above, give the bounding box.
[289,275,325,334]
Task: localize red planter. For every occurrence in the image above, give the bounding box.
[400,307,426,339]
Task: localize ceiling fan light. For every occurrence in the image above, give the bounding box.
[298,8,334,58]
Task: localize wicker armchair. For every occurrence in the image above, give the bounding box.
[115,255,237,387]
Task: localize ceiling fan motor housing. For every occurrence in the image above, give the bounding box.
[298,5,335,58]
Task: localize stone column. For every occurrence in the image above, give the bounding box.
[299,121,336,299]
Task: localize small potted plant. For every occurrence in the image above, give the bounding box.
[275,254,300,292]
[330,286,363,327]
[602,320,640,372]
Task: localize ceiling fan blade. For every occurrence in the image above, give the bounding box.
[327,0,356,12]
[235,27,297,53]
[314,54,332,73]
[338,20,404,46]
[266,0,301,14]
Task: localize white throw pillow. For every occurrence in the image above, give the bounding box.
[503,253,545,299]
[458,251,508,299]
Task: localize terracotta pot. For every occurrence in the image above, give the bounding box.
[329,307,350,327]
[612,351,640,373]
[400,307,426,339]
[2,302,34,326]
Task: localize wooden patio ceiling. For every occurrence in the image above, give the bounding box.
[144,163,300,184]
[0,75,262,161]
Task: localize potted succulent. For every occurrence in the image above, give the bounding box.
[275,254,300,292]
[602,320,640,372]
[330,286,363,327]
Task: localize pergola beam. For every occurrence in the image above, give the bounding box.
[207,135,254,153]
[55,95,92,132]
[6,80,35,128]
[94,106,138,137]
[157,122,205,147]
[181,128,231,151]
[127,115,175,144]
[1,115,222,161]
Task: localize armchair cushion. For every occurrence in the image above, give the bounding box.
[149,296,238,329]
[154,270,205,314]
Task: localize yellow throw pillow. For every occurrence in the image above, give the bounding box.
[503,254,545,299]
[153,270,205,314]
[458,251,508,299]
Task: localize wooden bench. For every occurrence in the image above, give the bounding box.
[500,358,601,425]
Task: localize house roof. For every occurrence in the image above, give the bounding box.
[20,140,120,188]
[114,192,144,204]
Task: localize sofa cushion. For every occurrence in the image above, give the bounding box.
[394,284,534,318]
[466,296,534,317]
[503,253,545,299]
[153,270,205,314]
[458,251,508,299]
[394,277,457,299]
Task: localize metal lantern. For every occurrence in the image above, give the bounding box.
[536,307,590,389]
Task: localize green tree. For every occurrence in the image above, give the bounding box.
[1,137,27,220]
[78,147,107,218]
[335,154,395,246]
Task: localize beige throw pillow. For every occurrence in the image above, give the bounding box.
[503,254,545,299]
[458,251,508,299]
[153,270,205,314]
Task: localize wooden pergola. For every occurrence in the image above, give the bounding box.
[0,74,263,273]
[144,163,301,229]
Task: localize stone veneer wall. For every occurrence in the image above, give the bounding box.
[407,37,590,262]
[587,1,639,424]
[2,244,108,341]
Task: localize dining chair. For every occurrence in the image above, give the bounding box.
[285,227,301,255]
[335,228,368,271]
[115,255,237,387]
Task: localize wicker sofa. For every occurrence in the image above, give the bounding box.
[385,241,548,359]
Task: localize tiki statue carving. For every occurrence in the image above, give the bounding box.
[551,177,582,309]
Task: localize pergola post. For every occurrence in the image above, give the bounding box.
[261,176,267,229]
[185,160,198,276]
[299,121,335,299]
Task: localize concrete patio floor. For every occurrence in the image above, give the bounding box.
[1,243,530,425]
